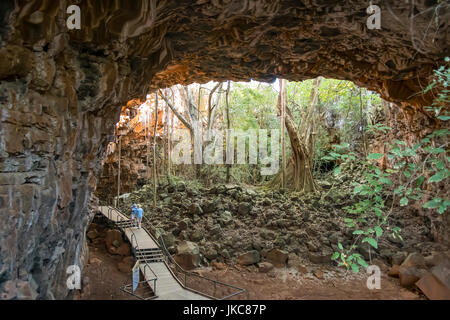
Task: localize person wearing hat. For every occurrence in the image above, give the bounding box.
[136,204,144,229]
[130,203,138,226]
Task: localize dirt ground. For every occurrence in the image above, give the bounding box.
[196,265,425,300]
[82,244,424,300]
[80,239,136,300]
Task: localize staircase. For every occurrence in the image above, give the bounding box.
[135,248,165,264]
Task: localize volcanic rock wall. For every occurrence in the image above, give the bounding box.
[96,97,166,201]
[0,0,448,299]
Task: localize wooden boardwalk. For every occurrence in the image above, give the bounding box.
[98,206,209,300]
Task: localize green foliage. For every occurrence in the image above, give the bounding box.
[330,58,450,273]
[424,56,450,120]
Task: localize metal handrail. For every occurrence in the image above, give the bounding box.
[142,264,157,295]
[159,232,246,299]
[101,205,158,294]
[114,208,159,283]
[101,205,245,300]
[141,215,246,300]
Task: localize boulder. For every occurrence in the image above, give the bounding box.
[210,224,222,236]
[220,249,231,259]
[87,229,99,240]
[308,249,333,264]
[174,253,201,270]
[388,264,400,278]
[391,252,408,266]
[400,253,426,269]
[237,250,260,266]
[287,253,302,269]
[162,233,175,248]
[274,237,286,247]
[415,273,450,300]
[116,243,131,256]
[0,281,17,300]
[398,266,428,288]
[219,211,233,226]
[258,262,274,273]
[204,247,218,260]
[431,261,450,289]
[177,241,199,255]
[16,281,38,300]
[201,201,216,214]
[175,241,201,270]
[260,229,276,240]
[251,240,262,252]
[189,230,204,242]
[178,219,190,231]
[314,270,324,280]
[237,202,251,215]
[424,252,450,268]
[188,203,203,216]
[105,229,123,249]
[266,248,289,267]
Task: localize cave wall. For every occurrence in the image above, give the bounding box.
[96,98,166,202]
[0,0,448,299]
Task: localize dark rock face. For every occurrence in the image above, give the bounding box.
[0,1,448,299]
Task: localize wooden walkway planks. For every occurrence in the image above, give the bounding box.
[98,206,209,300]
[124,228,159,249]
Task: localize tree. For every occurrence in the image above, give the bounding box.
[159,83,225,180]
[269,77,322,192]
[225,81,231,183]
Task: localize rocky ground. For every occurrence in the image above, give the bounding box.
[112,164,450,299]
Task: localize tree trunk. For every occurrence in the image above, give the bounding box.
[225,81,231,184]
[153,93,158,209]
[269,78,322,193]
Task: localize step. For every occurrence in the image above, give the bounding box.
[115,220,136,228]
[135,248,162,254]
[136,251,163,256]
[136,254,165,262]
[138,258,165,264]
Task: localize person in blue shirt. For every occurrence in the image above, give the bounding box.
[136,205,144,229]
[130,204,138,225]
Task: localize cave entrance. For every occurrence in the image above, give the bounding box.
[1,0,449,301]
[95,78,396,202]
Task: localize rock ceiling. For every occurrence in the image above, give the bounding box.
[3,1,449,107]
